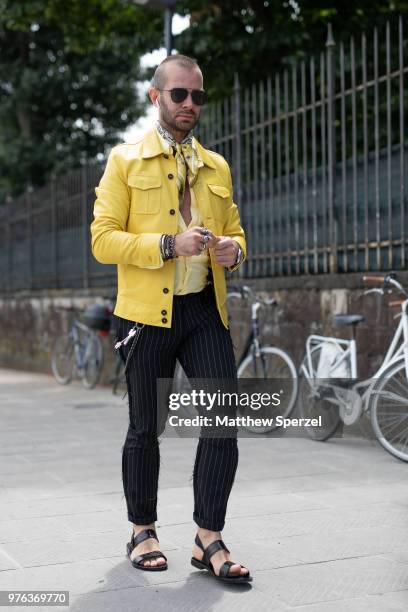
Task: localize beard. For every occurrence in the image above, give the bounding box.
[159,97,199,134]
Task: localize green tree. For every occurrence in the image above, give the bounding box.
[0,0,163,200]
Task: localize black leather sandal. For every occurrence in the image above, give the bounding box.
[191,533,252,583]
[126,528,168,571]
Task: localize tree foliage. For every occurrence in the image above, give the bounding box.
[0,0,163,199]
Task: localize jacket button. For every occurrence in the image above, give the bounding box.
[169,209,176,215]
[168,173,174,179]
[163,154,169,159]
[162,317,168,324]
[163,287,169,294]
[161,309,167,315]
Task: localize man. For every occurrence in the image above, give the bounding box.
[91,54,252,584]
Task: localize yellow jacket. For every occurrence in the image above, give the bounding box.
[90,127,246,329]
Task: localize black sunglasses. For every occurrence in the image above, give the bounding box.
[158,88,208,106]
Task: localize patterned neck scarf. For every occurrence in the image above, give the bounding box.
[155,121,200,199]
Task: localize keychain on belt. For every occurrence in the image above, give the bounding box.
[115,322,145,373]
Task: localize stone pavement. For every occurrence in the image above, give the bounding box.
[0,367,407,612]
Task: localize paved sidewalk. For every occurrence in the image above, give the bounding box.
[0,367,407,612]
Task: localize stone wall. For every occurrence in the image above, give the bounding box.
[1,271,406,385]
[0,288,117,383]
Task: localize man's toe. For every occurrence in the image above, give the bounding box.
[228,563,249,576]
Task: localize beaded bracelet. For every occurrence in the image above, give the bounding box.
[160,234,178,260]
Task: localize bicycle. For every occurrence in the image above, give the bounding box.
[51,305,107,390]
[298,272,408,462]
[174,284,298,434]
[86,297,128,396]
[99,299,128,396]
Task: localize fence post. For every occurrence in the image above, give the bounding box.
[82,166,89,289]
[326,22,337,273]
[6,195,12,293]
[51,175,57,287]
[27,184,33,290]
[233,72,242,205]
[233,72,244,278]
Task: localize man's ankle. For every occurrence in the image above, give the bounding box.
[133,522,155,534]
[198,527,220,538]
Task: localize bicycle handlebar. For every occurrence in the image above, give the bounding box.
[228,284,253,298]
[363,288,384,296]
[362,275,386,284]
[362,271,408,299]
[227,285,277,307]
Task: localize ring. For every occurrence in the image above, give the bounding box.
[200,227,210,236]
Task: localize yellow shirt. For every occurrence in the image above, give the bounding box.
[173,186,209,295]
[155,130,209,295]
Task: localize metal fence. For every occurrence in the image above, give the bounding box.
[1,17,407,292]
[197,16,408,277]
[0,166,114,291]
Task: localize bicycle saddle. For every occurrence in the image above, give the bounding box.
[332,314,364,326]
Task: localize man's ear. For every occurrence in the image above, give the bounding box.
[148,87,159,108]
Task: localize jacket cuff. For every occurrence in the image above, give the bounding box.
[135,233,164,268]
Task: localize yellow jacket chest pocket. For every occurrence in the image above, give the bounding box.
[207,183,230,222]
[127,174,162,214]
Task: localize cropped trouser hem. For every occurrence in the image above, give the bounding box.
[193,513,225,532]
[128,513,157,525]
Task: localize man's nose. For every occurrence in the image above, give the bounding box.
[181,93,194,108]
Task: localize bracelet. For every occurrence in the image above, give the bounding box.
[160,234,178,260]
[167,235,177,259]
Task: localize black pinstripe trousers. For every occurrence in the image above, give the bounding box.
[116,283,239,532]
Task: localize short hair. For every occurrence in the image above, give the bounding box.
[152,54,202,89]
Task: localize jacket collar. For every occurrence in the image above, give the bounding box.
[193,139,217,169]
[141,126,217,169]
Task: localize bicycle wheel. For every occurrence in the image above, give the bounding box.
[82,332,104,390]
[51,335,75,385]
[369,359,408,462]
[298,348,342,441]
[237,347,298,433]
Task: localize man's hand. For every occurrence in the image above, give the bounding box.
[213,236,240,267]
[174,226,219,257]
